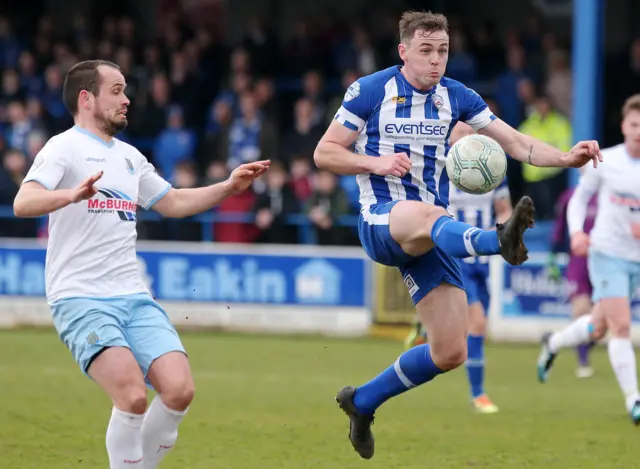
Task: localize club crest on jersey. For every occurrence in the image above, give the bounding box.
[88,188,137,222]
[432,94,444,109]
[125,158,134,174]
[344,82,360,102]
[392,96,407,104]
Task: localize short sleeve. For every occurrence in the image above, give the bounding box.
[138,157,171,209]
[22,136,69,190]
[333,78,379,133]
[457,86,496,131]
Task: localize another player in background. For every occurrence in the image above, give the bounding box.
[314,10,601,459]
[537,94,640,424]
[406,122,513,414]
[13,60,269,468]
[547,176,598,378]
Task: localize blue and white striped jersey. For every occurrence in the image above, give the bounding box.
[334,66,496,208]
[449,179,511,264]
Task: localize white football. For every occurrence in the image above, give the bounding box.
[446,134,507,195]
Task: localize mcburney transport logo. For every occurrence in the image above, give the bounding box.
[87,188,137,221]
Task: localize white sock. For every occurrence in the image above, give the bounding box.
[142,396,188,469]
[106,406,144,468]
[548,314,593,353]
[608,337,640,412]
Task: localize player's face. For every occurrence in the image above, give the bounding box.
[399,29,449,90]
[622,109,640,151]
[94,65,130,136]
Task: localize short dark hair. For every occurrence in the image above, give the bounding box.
[62,60,120,116]
[399,10,449,44]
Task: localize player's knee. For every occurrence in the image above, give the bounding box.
[609,321,631,338]
[115,385,148,414]
[431,341,467,371]
[161,379,195,411]
[591,320,607,340]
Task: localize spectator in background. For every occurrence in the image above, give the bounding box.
[222,90,277,170]
[447,30,478,84]
[280,97,324,167]
[253,161,299,244]
[0,148,37,237]
[495,44,531,128]
[153,105,196,183]
[289,155,313,202]
[5,100,41,155]
[518,92,572,220]
[545,49,572,118]
[306,169,355,246]
[301,70,327,127]
[133,73,172,144]
[165,161,201,241]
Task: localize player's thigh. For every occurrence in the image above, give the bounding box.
[388,200,450,257]
[51,296,131,377]
[88,346,149,413]
[401,250,467,369]
[124,294,189,383]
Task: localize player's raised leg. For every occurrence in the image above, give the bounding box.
[537,303,605,383]
[125,294,194,468]
[388,198,534,267]
[571,293,595,378]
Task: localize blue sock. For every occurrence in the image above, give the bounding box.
[466,335,485,398]
[431,216,500,258]
[352,344,444,415]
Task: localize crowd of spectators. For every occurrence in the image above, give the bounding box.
[1,6,639,243]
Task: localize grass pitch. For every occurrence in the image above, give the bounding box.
[0,329,636,468]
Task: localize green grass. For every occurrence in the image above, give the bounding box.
[0,329,637,468]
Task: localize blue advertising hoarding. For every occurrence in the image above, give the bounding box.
[0,241,370,308]
[501,254,640,321]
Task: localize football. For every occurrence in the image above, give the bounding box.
[446,134,507,195]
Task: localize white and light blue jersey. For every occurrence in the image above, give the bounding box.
[449,179,510,265]
[334,65,496,208]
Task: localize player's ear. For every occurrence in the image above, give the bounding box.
[398,43,406,61]
[79,89,92,111]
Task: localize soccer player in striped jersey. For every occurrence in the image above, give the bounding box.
[314,10,602,459]
[537,94,640,425]
[404,122,512,414]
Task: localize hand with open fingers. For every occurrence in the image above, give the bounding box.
[71,171,103,203]
[227,160,271,194]
[570,231,590,257]
[370,152,412,177]
[564,140,603,169]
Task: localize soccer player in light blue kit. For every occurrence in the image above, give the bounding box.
[314,11,602,459]
[13,60,270,468]
[537,94,640,424]
[406,122,513,414]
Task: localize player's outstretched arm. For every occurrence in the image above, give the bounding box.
[152,161,270,218]
[314,121,411,177]
[478,119,602,169]
[14,171,103,218]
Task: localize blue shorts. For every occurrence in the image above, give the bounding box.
[359,201,464,305]
[460,261,490,312]
[51,293,185,384]
[588,250,640,302]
